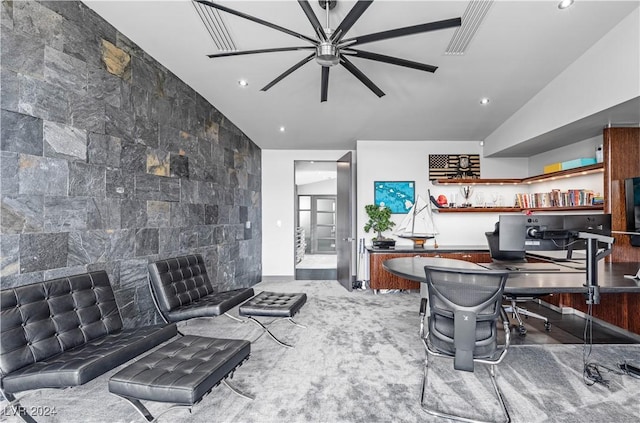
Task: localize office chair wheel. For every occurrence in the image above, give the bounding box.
[544,322,551,331]
[517,325,527,336]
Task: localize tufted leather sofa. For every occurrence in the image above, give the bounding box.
[147,254,255,323]
[0,271,177,422]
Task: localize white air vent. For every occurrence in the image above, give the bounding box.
[192,0,237,51]
[445,0,493,55]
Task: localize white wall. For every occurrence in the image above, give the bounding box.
[528,135,602,175]
[484,8,640,155]
[262,150,349,276]
[356,140,529,248]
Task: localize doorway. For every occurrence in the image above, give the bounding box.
[295,161,338,280]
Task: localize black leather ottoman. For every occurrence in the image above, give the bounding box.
[238,291,307,348]
[109,335,252,421]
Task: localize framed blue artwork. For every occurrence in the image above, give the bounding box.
[374,181,415,214]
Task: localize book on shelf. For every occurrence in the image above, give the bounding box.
[515,189,596,208]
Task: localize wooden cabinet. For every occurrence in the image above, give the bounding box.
[368,249,491,290]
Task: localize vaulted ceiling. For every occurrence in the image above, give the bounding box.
[85,1,639,152]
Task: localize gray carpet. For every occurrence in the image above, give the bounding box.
[3,279,639,423]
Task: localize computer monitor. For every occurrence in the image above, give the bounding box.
[498,215,568,252]
[498,213,612,254]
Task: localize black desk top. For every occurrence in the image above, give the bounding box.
[382,257,640,295]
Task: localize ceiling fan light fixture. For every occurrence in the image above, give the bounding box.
[558,0,575,10]
[316,42,340,67]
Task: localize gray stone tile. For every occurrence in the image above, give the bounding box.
[105,103,134,141]
[1,195,44,234]
[121,198,147,229]
[60,17,102,70]
[44,46,88,95]
[135,173,160,200]
[0,110,43,156]
[134,115,158,148]
[68,92,106,133]
[43,265,87,280]
[67,230,109,266]
[19,232,68,273]
[170,154,189,178]
[204,205,218,225]
[104,229,135,261]
[158,227,181,254]
[118,258,147,289]
[1,68,20,112]
[106,168,134,198]
[69,162,105,197]
[1,0,13,29]
[131,55,159,95]
[0,234,20,277]
[158,125,197,156]
[131,85,149,119]
[1,28,45,77]
[87,198,121,230]
[180,179,199,204]
[88,132,121,167]
[146,201,171,228]
[0,271,44,289]
[13,0,64,49]
[120,140,146,172]
[43,120,87,161]
[18,154,68,196]
[159,177,180,202]
[88,66,121,108]
[196,225,213,247]
[135,228,158,256]
[179,228,198,252]
[18,73,68,123]
[1,152,19,195]
[44,196,88,231]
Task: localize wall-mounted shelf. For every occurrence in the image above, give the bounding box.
[434,205,604,213]
[432,163,604,186]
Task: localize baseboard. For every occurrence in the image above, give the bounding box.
[539,299,640,342]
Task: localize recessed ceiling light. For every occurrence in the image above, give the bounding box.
[480,98,490,105]
[238,79,248,87]
[279,126,285,132]
[558,0,574,10]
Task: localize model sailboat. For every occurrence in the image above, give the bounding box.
[395,194,438,248]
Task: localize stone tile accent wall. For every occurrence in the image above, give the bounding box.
[0,1,262,327]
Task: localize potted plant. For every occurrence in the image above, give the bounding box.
[364,204,396,248]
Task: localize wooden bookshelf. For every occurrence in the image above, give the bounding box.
[432,163,604,185]
[434,205,604,213]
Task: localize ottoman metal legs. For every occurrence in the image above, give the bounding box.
[109,336,252,422]
[238,291,308,348]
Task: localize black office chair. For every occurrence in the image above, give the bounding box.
[420,265,511,423]
[485,223,551,336]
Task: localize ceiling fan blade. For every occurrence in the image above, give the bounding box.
[207,46,314,58]
[331,0,373,43]
[342,49,437,73]
[321,66,329,102]
[194,0,318,45]
[261,53,315,92]
[340,17,462,47]
[340,56,385,98]
[298,0,327,41]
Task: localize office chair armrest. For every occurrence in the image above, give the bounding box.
[499,306,511,348]
[419,298,429,317]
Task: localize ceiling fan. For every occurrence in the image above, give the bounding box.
[195,0,462,102]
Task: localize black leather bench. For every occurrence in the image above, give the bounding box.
[109,335,252,421]
[0,271,177,423]
[238,291,307,348]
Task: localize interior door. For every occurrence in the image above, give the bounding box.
[336,152,354,291]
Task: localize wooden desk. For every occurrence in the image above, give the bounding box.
[382,257,640,334]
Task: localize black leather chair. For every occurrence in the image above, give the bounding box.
[420,265,511,423]
[147,254,255,324]
[485,223,551,335]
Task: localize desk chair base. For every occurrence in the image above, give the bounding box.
[504,301,551,336]
[420,343,511,423]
